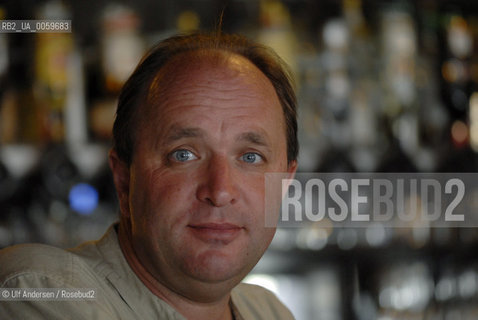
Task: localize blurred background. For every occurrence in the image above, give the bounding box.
[1,0,478,319]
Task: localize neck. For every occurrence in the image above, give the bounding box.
[117,220,234,320]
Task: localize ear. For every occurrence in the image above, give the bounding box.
[108,149,131,218]
[280,160,298,199]
[286,160,298,179]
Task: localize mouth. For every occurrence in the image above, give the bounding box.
[187,223,243,244]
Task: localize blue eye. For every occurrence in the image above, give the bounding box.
[242,152,263,164]
[171,149,197,162]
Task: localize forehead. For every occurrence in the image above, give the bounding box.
[149,50,277,102]
[142,50,283,124]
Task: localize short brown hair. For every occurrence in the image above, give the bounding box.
[113,32,298,165]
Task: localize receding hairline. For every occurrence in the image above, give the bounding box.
[146,49,271,99]
[143,48,282,117]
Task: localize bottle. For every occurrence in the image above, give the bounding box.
[100,4,144,94]
[89,4,144,142]
[34,1,73,143]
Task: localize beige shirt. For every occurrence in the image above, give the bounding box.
[0,225,294,320]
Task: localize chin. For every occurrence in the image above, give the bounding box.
[183,250,250,283]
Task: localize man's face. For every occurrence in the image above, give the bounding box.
[114,52,296,299]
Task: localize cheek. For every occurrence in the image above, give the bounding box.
[130,170,194,227]
[242,174,265,206]
[150,174,182,203]
[241,175,277,246]
[239,176,268,231]
[150,169,200,200]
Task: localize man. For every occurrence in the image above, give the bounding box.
[0,32,298,319]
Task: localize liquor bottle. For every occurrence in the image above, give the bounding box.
[100,4,144,94]
[438,12,477,171]
[257,0,298,76]
[34,0,73,143]
[344,0,383,172]
[89,4,144,142]
[440,13,473,120]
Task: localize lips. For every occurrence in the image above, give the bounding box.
[188,223,243,244]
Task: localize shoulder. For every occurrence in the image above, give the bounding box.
[0,242,125,319]
[0,243,94,287]
[232,283,295,320]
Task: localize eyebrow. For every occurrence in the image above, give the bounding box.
[237,132,269,147]
[164,126,270,148]
[165,126,204,143]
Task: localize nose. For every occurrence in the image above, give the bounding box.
[196,155,237,207]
